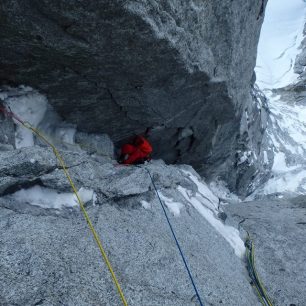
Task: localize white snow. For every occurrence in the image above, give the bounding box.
[256,0,306,89]
[209,179,241,203]
[181,170,219,210]
[0,87,48,148]
[78,187,97,206]
[248,102,306,197]
[178,170,245,257]
[272,152,288,173]
[178,185,245,258]
[11,185,97,209]
[268,93,306,154]
[140,200,151,210]
[250,1,306,198]
[250,91,306,197]
[55,126,77,145]
[263,151,269,165]
[237,151,249,166]
[148,169,244,256]
[0,86,79,149]
[262,168,306,195]
[160,193,184,217]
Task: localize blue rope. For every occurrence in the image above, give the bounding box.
[144,168,205,306]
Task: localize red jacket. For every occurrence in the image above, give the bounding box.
[121,136,152,165]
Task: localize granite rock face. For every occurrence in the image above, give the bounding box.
[0,111,15,149]
[225,196,306,306]
[0,146,260,306]
[0,0,267,194]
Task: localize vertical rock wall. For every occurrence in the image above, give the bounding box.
[0,0,267,194]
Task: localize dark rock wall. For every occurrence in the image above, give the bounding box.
[0,0,266,194]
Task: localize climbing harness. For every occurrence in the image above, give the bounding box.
[0,105,128,306]
[245,233,274,306]
[144,167,205,306]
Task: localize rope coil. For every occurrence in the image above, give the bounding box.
[245,233,274,306]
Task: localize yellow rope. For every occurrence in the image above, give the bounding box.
[21,122,128,306]
[246,234,273,306]
[250,240,273,306]
[38,134,111,158]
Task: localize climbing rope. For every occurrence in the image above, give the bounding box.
[245,233,274,306]
[0,105,128,306]
[0,103,111,157]
[144,167,205,306]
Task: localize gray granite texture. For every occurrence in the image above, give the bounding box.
[0,1,268,195]
[225,196,306,306]
[0,146,261,306]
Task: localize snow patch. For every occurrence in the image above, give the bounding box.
[237,151,250,166]
[159,193,184,217]
[152,170,245,257]
[0,86,79,150]
[256,0,306,89]
[272,152,289,173]
[209,180,241,203]
[0,87,48,148]
[11,185,97,209]
[179,170,245,257]
[263,151,269,165]
[55,126,77,145]
[181,170,219,210]
[178,185,245,258]
[254,168,306,197]
[140,200,151,210]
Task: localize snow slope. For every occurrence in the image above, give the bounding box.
[256,0,306,89]
[251,0,306,198]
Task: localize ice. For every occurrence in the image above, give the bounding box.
[11,185,97,209]
[256,0,306,89]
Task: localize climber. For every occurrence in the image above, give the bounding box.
[118,135,152,165]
